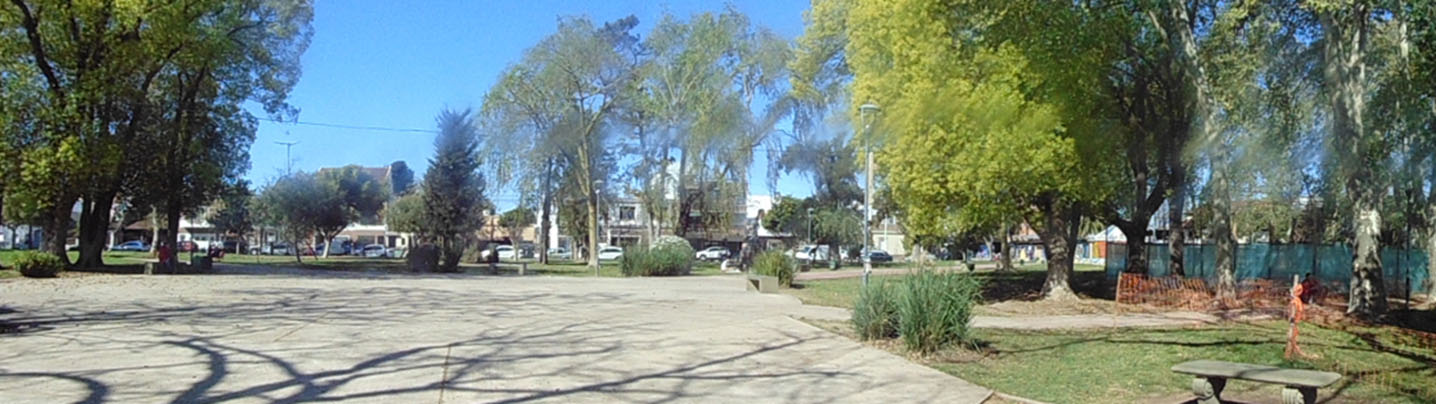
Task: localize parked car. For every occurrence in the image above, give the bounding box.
[360,244,388,258]
[496,245,517,260]
[111,240,149,251]
[789,245,829,262]
[695,246,731,261]
[480,245,516,261]
[316,241,351,256]
[596,246,624,261]
[222,241,240,254]
[547,247,573,260]
[864,248,894,263]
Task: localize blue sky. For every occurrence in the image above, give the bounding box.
[245,0,817,210]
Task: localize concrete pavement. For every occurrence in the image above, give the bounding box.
[0,268,991,404]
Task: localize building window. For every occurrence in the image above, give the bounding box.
[619,206,636,221]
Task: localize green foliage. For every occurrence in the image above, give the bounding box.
[761,196,808,236]
[14,251,64,278]
[498,207,536,242]
[389,161,415,196]
[620,242,694,276]
[752,250,795,287]
[384,191,426,235]
[894,271,982,353]
[256,172,348,261]
[852,280,898,340]
[206,181,254,238]
[422,109,486,272]
[318,165,391,225]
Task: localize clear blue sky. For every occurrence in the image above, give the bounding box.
[245,0,817,210]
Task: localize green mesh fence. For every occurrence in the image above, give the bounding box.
[1104,243,1432,296]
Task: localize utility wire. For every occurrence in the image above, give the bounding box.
[259,117,438,134]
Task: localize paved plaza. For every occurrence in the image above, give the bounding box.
[0,267,990,403]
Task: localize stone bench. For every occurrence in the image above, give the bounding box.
[1172,360,1341,404]
[746,274,778,293]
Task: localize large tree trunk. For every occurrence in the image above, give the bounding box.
[75,191,116,268]
[1033,202,1079,301]
[1321,5,1386,319]
[1118,221,1149,274]
[999,225,1013,271]
[1169,182,1187,276]
[586,187,600,270]
[538,161,553,265]
[45,194,76,265]
[1210,164,1238,300]
[1349,203,1388,316]
[165,197,183,265]
[1426,225,1436,297]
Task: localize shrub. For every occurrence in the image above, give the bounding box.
[15,252,64,278]
[752,250,795,286]
[895,270,982,353]
[852,280,898,340]
[407,244,439,272]
[621,241,694,276]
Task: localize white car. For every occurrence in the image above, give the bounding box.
[790,245,829,261]
[360,244,388,258]
[547,247,573,260]
[695,246,731,261]
[496,245,516,260]
[480,245,517,261]
[596,246,624,261]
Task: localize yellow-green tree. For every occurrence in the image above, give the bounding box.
[803,0,1115,299]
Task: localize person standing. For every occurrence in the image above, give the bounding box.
[157,242,175,274]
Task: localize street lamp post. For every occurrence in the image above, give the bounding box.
[860,102,880,287]
[806,207,814,266]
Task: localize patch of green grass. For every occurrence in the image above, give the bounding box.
[785,263,1107,309]
[0,250,153,267]
[939,322,1435,403]
[809,319,1435,403]
[0,269,18,279]
[787,277,866,308]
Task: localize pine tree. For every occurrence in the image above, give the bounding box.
[421,110,486,272]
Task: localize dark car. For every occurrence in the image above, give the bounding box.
[866,249,894,263]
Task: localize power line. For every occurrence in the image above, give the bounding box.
[259,117,437,134]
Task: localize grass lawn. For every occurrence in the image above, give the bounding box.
[224,254,728,278]
[785,263,1109,311]
[0,249,154,267]
[810,319,1435,403]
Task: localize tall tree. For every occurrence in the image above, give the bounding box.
[499,207,535,244]
[2,0,312,267]
[389,161,415,196]
[1312,0,1391,318]
[421,110,485,272]
[820,0,1115,299]
[257,173,340,263]
[206,180,255,244]
[484,16,638,270]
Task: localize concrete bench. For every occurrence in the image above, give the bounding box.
[746,274,778,293]
[1172,360,1341,404]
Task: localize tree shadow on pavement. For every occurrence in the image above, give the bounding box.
[2,282,868,403]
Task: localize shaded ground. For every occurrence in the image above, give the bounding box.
[0,267,989,403]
